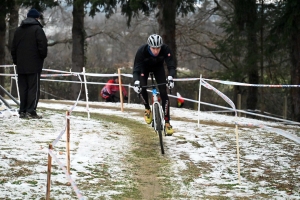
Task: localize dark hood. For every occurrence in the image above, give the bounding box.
[20,18,43,28]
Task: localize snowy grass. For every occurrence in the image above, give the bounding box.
[0,99,300,199]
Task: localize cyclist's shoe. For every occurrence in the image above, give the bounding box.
[165,123,174,136]
[144,109,152,124]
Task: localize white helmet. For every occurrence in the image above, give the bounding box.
[147,34,163,48]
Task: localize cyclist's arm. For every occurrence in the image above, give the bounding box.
[162,45,176,77]
[133,46,146,81]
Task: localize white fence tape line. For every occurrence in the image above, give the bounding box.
[40,79,132,87]
[41,74,74,77]
[204,78,300,88]
[48,149,84,199]
[121,73,133,78]
[0,73,17,76]
[83,73,120,77]
[43,69,75,74]
[174,78,200,81]
[235,122,300,144]
[201,79,237,116]
[52,127,66,147]
[0,65,15,67]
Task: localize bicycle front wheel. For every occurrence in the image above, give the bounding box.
[154,104,164,154]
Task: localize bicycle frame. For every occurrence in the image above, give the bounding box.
[141,72,166,154]
[151,88,165,131]
[147,73,164,131]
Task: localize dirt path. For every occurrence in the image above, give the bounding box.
[83,111,175,199]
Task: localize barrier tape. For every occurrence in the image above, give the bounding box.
[235,122,300,144]
[1,67,299,88]
[52,127,66,147]
[204,78,300,87]
[0,73,17,76]
[83,73,121,77]
[174,78,200,81]
[43,69,75,74]
[41,74,74,77]
[0,65,15,67]
[48,149,84,199]
[201,79,237,116]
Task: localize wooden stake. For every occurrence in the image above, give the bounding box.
[66,111,70,175]
[237,94,241,117]
[118,68,124,112]
[235,125,241,184]
[46,144,53,200]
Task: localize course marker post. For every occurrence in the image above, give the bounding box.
[13,65,20,100]
[66,111,70,175]
[118,68,124,112]
[128,83,131,104]
[197,74,202,128]
[46,144,53,200]
[82,67,90,119]
[235,125,241,184]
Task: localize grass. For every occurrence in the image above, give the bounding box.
[1,107,300,199]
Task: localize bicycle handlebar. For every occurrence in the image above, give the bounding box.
[138,72,172,94]
[140,83,172,94]
[141,83,167,88]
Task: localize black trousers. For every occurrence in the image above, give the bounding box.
[18,73,41,114]
[139,66,170,122]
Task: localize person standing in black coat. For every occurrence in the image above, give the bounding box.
[11,8,48,119]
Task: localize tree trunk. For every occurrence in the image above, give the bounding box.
[8,2,20,97]
[157,0,177,71]
[259,0,265,114]
[0,10,6,96]
[245,0,259,110]
[157,0,177,106]
[8,3,19,52]
[290,33,300,122]
[72,0,85,100]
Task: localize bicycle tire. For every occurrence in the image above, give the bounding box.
[154,104,164,154]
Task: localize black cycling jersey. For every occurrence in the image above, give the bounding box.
[133,44,176,81]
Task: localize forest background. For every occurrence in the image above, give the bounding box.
[0,0,300,122]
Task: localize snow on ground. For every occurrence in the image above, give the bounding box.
[0,99,300,199]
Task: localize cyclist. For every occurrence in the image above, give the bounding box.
[133,34,176,135]
[101,76,128,102]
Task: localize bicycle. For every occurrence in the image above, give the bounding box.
[142,72,169,154]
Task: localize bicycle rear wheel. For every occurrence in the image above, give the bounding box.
[154,104,164,154]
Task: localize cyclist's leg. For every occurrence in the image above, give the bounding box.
[139,70,150,109]
[140,71,153,124]
[153,67,170,122]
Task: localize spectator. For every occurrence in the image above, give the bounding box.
[11,8,47,119]
[100,76,128,102]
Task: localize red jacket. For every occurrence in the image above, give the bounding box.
[101,79,127,99]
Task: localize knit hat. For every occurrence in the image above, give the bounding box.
[27,8,40,18]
